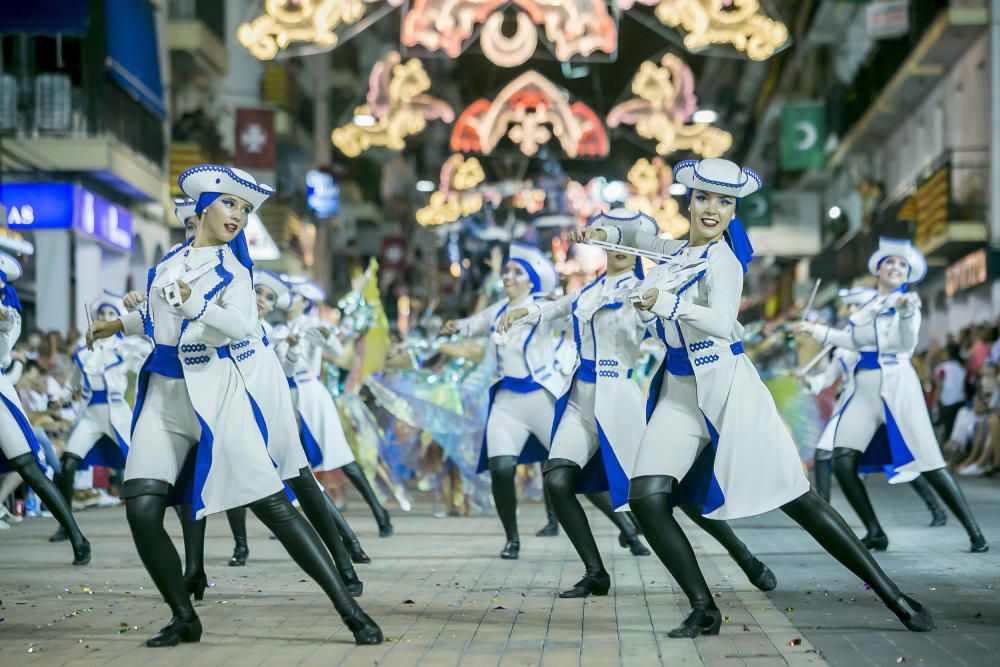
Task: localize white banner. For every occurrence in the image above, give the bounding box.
[866,1,910,40]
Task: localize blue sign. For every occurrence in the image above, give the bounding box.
[306,169,340,218]
[0,182,133,251]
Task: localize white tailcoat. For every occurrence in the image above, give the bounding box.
[809,293,946,475]
[121,243,283,518]
[274,314,355,471]
[599,222,810,520]
[806,348,859,453]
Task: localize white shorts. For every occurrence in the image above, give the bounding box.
[124,375,202,484]
[632,374,710,479]
[485,388,554,459]
[549,380,600,468]
[833,369,883,451]
[65,405,117,459]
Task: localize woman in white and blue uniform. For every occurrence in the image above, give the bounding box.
[275,281,393,537]
[579,159,933,638]
[802,288,946,527]
[798,238,986,553]
[0,251,91,565]
[90,165,380,647]
[49,292,152,543]
[500,211,774,598]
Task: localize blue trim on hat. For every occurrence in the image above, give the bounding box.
[179,164,275,197]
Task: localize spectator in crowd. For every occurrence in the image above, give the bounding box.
[935,343,968,439]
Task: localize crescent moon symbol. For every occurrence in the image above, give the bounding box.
[794,121,817,151]
[746,196,768,219]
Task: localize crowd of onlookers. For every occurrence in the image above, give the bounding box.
[0,329,119,530]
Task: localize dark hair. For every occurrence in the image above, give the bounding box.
[947,343,962,360]
[21,359,42,376]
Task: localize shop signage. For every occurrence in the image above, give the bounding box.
[866,1,910,40]
[0,182,133,251]
[306,169,340,217]
[945,249,988,297]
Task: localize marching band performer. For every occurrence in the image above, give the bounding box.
[498,214,775,598]
[797,238,987,553]
[442,243,648,561]
[276,281,394,537]
[576,159,933,637]
[802,288,947,528]
[49,292,152,543]
[90,165,380,647]
[0,251,91,565]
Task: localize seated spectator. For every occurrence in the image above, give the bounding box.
[934,343,967,438]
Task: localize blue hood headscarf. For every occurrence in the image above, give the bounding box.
[195,192,253,274]
[0,271,22,312]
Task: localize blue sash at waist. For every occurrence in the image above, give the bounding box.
[858,351,881,370]
[148,344,232,379]
[666,345,693,376]
[88,390,108,405]
[496,375,543,394]
[577,358,597,383]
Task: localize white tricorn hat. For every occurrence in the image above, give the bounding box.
[673,158,762,198]
[91,290,125,317]
[178,164,275,212]
[508,242,558,295]
[174,198,198,225]
[867,237,927,284]
[838,287,876,307]
[0,250,23,282]
[587,207,660,236]
[290,280,327,306]
[253,269,292,310]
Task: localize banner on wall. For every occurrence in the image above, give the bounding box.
[234,107,276,169]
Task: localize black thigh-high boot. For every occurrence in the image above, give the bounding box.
[50,452,83,542]
[9,453,90,565]
[340,461,393,537]
[536,480,559,537]
[287,467,364,596]
[178,505,208,601]
[921,469,988,552]
[488,455,520,559]
[122,479,201,647]
[544,459,610,598]
[813,450,832,502]
[248,490,382,644]
[322,490,371,563]
[628,475,720,638]
[679,506,777,591]
[832,448,887,550]
[909,475,947,527]
[781,490,933,631]
[226,507,249,566]
[584,491,650,556]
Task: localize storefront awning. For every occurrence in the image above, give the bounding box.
[0,2,89,36]
[104,0,166,120]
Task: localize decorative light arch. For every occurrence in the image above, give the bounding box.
[416,155,486,226]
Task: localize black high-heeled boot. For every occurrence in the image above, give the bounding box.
[178,504,208,600]
[248,491,382,644]
[11,453,90,565]
[50,453,83,542]
[227,507,250,566]
[909,475,947,527]
[544,459,611,598]
[288,468,364,597]
[833,448,888,550]
[536,483,559,537]
[584,491,651,556]
[321,491,371,563]
[921,468,988,552]
[122,479,201,647]
[813,451,832,503]
[340,461,393,537]
[628,476,719,638]
[489,456,521,559]
[679,506,777,592]
[780,490,933,632]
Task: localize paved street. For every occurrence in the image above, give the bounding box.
[1,478,998,666]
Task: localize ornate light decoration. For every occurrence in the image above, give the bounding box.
[625,157,689,239]
[416,155,486,226]
[621,0,789,61]
[332,51,454,157]
[608,54,732,157]
[401,1,618,68]
[451,71,609,158]
[514,187,546,213]
[237,0,404,60]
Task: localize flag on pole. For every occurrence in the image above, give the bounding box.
[742,186,772,228]
[780,103,826,171]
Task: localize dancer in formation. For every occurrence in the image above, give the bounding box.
[0,251,91,565]
[90,164,380,647]
[50,292,152,543]
[575,158,933,637]
[276,280,394,538]
[802,287,947,528]
[498,214,775,598]
[798,238,987,553]
[442,242,648,560]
